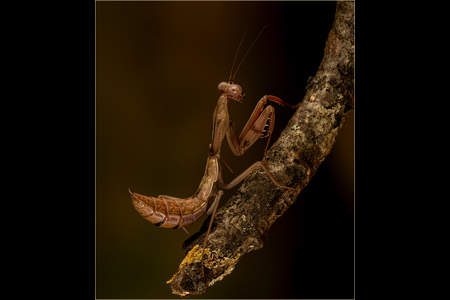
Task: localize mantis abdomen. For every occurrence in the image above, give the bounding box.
[129,156,219,229]
[129,190,211,229]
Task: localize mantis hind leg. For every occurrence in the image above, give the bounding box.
[201,190,224,278]
[181,227,191,237]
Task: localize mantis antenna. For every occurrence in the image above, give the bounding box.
[228,31,247,84]
[231,25,270,83]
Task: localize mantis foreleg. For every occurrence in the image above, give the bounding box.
[226,95,297,159]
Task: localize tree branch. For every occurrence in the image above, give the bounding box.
[168,2,354,297]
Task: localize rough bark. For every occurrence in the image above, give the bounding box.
[168,2,354,297]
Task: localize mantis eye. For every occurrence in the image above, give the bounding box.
[229,84,242,96]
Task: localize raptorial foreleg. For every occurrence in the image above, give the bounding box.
[226,95,297,159]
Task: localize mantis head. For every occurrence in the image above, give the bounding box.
[218,82,244,103]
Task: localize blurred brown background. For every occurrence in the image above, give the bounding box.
[96,1,353,298]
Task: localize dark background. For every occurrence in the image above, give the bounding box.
[96,1,353,298]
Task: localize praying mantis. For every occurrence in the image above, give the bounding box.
[129,27,298,277]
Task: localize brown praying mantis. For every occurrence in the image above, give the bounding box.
[129,27,298,277]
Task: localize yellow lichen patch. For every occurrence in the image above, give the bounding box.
[166,244,210,284]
